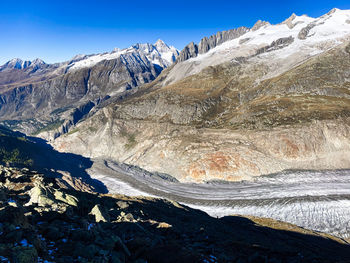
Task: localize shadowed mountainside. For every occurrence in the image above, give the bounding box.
[0,125,107,193]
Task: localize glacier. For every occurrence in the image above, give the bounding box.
[89,159,350,239]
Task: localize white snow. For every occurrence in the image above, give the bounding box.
[164,9,350,85]
[67,40,179,71]
[195,8,350,62]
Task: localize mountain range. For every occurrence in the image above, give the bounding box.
[1,7,350,262]
[49,8,350,183]
[0,40,179,136]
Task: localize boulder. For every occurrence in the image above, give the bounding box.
[26,182,55,207]
[89,204,110,223]
[116,201,129,210]
[54,190,78,206]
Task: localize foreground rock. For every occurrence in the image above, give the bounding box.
[0,165,349,262]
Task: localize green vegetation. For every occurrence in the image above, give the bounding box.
[67,128,79,135]
[0,126,38,167]
[120,128,137,150]
[88,127,98,133]
[125,133,136,149]
[49,106,71,116]
[32,120,64,135]
[17,136,28,142]
[0,148,33,166]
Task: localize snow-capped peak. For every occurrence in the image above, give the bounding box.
[0,58,46,70]
[190,8,350,62]
[164,8,350,85]
[31,58,45,66]
[154,39,169,50]
[68,40,179,71]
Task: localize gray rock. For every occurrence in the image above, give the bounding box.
[116,201,129,210]
[298,23,316,40]
[0,44,173,137]
[251,20,270,31]
[177,27,249,62]
[177,42,198,62]
[256,36,294,55]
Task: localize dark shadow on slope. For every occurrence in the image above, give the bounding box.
[2,164,350,262]
[0,125,107,193]
[71,193,350,262]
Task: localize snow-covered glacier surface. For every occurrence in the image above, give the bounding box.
[89,159,350,239]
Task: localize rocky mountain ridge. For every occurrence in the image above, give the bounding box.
[0,40,179,136]
[177,27,249,62]
[164,8,350,86]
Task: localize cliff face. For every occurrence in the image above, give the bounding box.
[53,114,350,182]
[177,27,249,62]
[0,55,160,135]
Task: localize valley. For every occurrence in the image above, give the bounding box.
[88,159,350,239]
[0,6,350,262]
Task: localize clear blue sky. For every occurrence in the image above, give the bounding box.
[0,0,349,64]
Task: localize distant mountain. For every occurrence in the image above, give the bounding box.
[64,39,179,72]
[53,8,350,183]
[0,40,179,136]
[0,58,46,71]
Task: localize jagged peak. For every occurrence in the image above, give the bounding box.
[327,7,340,15]
[155,39,167,47]
[68,40,179,71]
[31,58,46,65]
[288,13,297,20]
[252,20,271,31]
[9,58,23,63]
[1,58,46,69]
[71,54,87,60]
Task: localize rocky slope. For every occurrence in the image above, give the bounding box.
[0,40,178,137]
[53,9,350,182]
[1,164,350,263]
